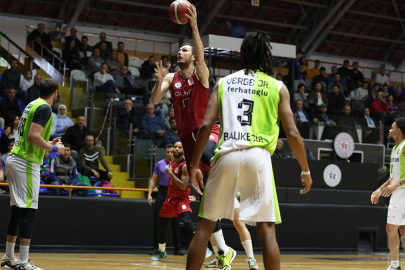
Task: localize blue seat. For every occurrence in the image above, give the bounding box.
[39,180,51,194]
[94,182,119,197]
[0,127,5,137]
[18,101,25,114]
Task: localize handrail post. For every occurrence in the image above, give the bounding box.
[132,137,137,178]
[112,117,117,155]
[128,123,133,154]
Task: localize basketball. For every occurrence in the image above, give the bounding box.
[169,0,192,25]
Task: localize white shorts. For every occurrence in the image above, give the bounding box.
[387,188,405,225]
[199,147,281,226]
[6,154,40,209]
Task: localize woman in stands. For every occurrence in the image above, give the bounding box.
[62,39,81,70]
[4,115,20,140]
[369,83,380,100]
[93,63,120,94]
[54,105,74,138]
[21,70,34,91]
[293,84,309,109]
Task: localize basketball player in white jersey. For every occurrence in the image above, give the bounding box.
[372,118,405,270]
[185,31,313,270]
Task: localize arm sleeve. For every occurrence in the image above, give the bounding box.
[32,105,52,127]
[98,148,110,172]
[79,149,93,171]
[153,161,160,175]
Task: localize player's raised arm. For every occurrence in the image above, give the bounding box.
[185,5,209,87]
[278,84,312,194]
[151,62,173,105]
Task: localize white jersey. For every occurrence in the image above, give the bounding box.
[389,139,405,188]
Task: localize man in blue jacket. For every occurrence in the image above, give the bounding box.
[48,143,89,196]
[141,104,166,142]
[114,65,146,96]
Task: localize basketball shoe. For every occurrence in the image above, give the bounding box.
[247,257,259,270]
[151,249,167,261]
[205,257,219,268]
[1,255,19,269]
[387,266,401,270]
[218,248,236,270]
[15,260,43,270]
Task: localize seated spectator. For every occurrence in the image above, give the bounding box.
[141,104,166,141]
[0,60,26,104]
[347,62,364,91]
[291,99,310,139]
[0,139,14,183]
[327,84,346,115]
[141,55,157,79]
[62,39,81,70]
[308,82,328,112]
[382,85,391,101]
[21,70,34,91]
[369,83,380,100]
[356,108,379,144]
[40,151,51,180]
[308,60,320,79]
[117,42,129,66]
[374,67,390,86]
[327,73,344,95]
[355,81,369,101]
[313,104,335,125]
[114,66,146,96]
[117,99,145,138]
[27,23,53,58]
[387,94,400,115]
[327,66,345,86]
[95,32,113,53]
[276,73,283,81]
[370,92,388,123]
[87,48,105,76]
[311,67,328,90]
[80,135,113,184]
[153,92,171,121]
[164,107,175,130]
[93,64,120,93]
[0,88,22,121]
[337,60,350,85]
[291,138,315,160]
[55,105,74,138]
[393,86,405,103]
[337,106,357,141]
[273,139,288,158]
[64,28,81,49]
[79,35,93,70]
[99,42,110,61]
[293,84,309,109]
[62,115,93,160]
[163,117,181,146]
[27,74,42,105]
[106,50,122,77]
[299,56,310,81]
[4,115,20,140]
[49,143,89,197]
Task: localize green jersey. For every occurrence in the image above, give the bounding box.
[214,70,283,159]
[12,98,53,163]
[389,139,405,189]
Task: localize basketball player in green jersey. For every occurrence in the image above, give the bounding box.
[185,31,313,270]
[1,78,65,270]
[372,118,405,270]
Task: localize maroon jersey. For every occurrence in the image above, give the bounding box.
[171,71,209,137]
[168,159,190,199]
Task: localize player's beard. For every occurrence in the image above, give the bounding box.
[174,151,184,158]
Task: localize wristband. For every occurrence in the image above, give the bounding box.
[52,145,58,153]
[301,171,310,175]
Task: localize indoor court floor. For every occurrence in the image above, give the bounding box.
[23,253,401,269]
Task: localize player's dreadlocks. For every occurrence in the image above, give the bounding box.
[240,30,274,76]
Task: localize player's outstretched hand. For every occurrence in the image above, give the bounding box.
[382,185,397,197]
[190,166,204,196]
[185,5,197,28]
[154,60,171,81]
[371,189,382,204]
[55,142,65,155]
[300,174,312,194]
[50,137,61,145]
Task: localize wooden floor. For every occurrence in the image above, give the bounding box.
[23,253,402,269]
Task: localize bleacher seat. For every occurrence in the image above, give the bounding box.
[71,69,88,81]
[134,79,149,90]
[128,66,140,78]
[127,95,144,107]
[107,93,126,101]
[94,181,119,197]
[128,56,143,68]
[18,100,25,114]
[39,180,51,194]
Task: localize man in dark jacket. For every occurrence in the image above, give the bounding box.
[273,140,288,158]
[117,99,145,138]
[356,107,379,144]
[141,56,157,79]
[79,36,93,70]
[64,28,81,50]
[0,88,22,120]
[291,99,310,139]
[311,67,328,90]
[27,74,42,105]
[347,61,364,91]
[0,60,26,104]
[114,66,146,96]
[328,84,346,116]
[99,41,110,61]
[27,23,53,58]
[163,117,181,146]
[62,116,93,161]
[95,32,113,53]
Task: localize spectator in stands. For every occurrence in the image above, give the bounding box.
[355,81,369,101]
[393,86,405,103]
[4,115,20,140]
[0,138,14,175]
[106,50,122,77]
[99,41,110,61]
[308,82,328,112]
[152,92,171,121]
[308,60,320,79]
[292,99,310,139]
[27,74,42,105]
[0,60,26,104]
[117,42,129,66]
[55,105,74,138]
[62,115,93,160]
[370,92,388,123]
[27,23,53,58]
[311,67,328,90]
[299,56,310,81]
[276,73,283,81]
[328,84,346,115]
[95,32,113,53]
[387,94,400,116]
[49,143,89,197]
[141,104,166,141]
[313,104,335,125]
[337,60,350,83]
[163,107,175,130]
[327,66,345,87]
[93,63,120,93]
[288,50,305,92]
[327,73,344,95]
[374,67,390,86]
[382,85,391,101]
[162,56,170,69]
[21,70,34,91]
[62,39,81,70]
[369,83,380,100]
[337,105,356,128]
[87,48,105,76]
[273,140,288,158]
[291,138,315,160]
[64,28,81,50]
[347,61,364,91]
[356,108,379,144]
[293,84,309,109]
[79,36,93,70]
[117,99,144,138]
[0,88,22,121]
[163,117,181,146]
[80,135,113,184]
[114,65,146,96]
[141,55,157,79]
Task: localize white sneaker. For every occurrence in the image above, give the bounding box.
[1,255,19,269]
[205,257,219,268]
[387,266,401,270]
[15,261,43,270]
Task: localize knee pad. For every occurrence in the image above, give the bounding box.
[19,208,36,239]
[7,206,21,236]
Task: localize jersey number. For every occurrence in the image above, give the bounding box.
[237,99,254,126]
[183,98,190,108]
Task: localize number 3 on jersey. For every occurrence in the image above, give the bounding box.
[237,99,254,126]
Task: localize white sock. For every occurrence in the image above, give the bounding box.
[392,260,400,268]
[242,240,254,258]
[5,242,15,258]
[159,243,166,252]
[19,245,30,263]
[213,230,229,255]
[213,246,219,257]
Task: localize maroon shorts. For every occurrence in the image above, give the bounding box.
[159,196,192,218]
[180,124,220,176]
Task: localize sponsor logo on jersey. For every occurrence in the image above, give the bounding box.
[188,77,194,86]
[175,167,179,173]
[227,86,268,97]
[392,158,399,162]
[182,205,186,210]
[175,82,182,89]
[175,88,193,97]
[223,132,264,142]
[323,164,342,188]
